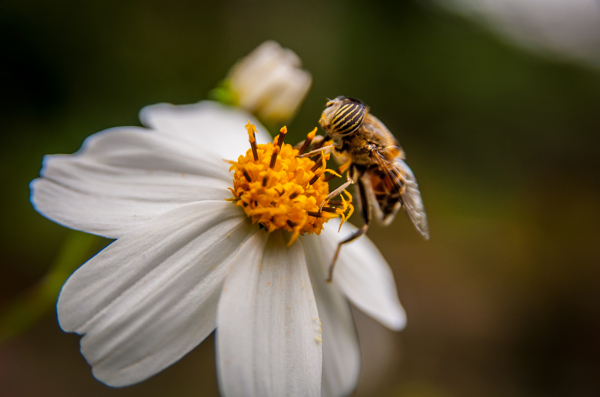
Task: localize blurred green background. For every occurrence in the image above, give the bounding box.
[2,0,600,396]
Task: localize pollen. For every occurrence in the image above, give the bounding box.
[229,123,353,245]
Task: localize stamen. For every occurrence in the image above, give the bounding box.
[327,200,344,206]
[276,126,287,147]
[229,124,353,240]
[242,169,253,182]
[269,146,280,169]
[338,190,354,231]
[298,127,317,154]
[324,160,351,182]
[311,155,323,172]
[245,121,259,161]
[339,159,352,173]
[308,174,320,185]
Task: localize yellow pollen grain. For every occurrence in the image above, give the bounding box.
[229,124,353,245]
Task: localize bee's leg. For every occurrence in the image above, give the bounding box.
[319,168,356,211]
[319,179,353,212]
[297,144,336,158]
[327,178,371,282]
[311,134,332,150]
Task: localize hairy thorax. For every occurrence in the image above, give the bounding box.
[339,114,404,167]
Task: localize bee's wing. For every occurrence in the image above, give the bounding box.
[394,159,430,240]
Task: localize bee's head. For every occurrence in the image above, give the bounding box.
[320,96,366,137]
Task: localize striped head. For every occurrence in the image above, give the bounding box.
[319,96,366,137]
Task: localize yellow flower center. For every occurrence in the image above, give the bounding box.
[228,122,353,245]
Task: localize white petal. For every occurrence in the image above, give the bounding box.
[251,66,312,125]
[217,232,322,397]
[302,235,361,397]
[320,219,407,330]
[31,127,232,239]
[139,101,271,161]
[57,201,255,387]
[228,41,312,124]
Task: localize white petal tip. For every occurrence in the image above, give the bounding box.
[387,314,407,332]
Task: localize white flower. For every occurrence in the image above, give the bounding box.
[438,0,600,67]
[227,41,312,124]
[30,101,406,397]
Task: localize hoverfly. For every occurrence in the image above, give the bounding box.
[299,96,429,281]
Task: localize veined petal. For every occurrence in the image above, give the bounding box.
[31,127,231,239]
[302,235,361,397]
[139,101,271,161]
[321,219,407,331]
[217,232,322,397]
[57,201,255,387]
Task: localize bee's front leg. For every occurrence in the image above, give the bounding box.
[296,144,337,158]
[318,165,356,212]
[327,177,371,282]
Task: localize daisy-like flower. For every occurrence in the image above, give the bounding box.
[31,101,407,397]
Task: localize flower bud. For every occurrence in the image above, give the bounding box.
[227,41,312,124]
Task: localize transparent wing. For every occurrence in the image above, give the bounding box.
[393,159,430,240]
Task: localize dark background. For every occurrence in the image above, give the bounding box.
[2,0,600,396]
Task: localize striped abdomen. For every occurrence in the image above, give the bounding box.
[331,101,366,135]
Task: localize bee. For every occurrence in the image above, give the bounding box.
[300,96,429,281]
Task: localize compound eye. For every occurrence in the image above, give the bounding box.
[331,101,365,135]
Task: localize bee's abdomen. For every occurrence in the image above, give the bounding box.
[368,168,402,223]
[332,102,366,135]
